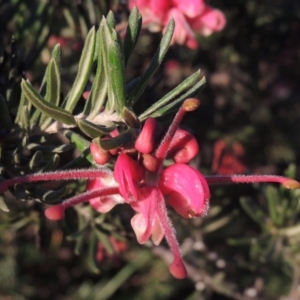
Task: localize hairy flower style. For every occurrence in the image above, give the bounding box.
[129,0,226,49]
[1,98,300,279]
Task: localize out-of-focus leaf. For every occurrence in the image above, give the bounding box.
[0,94,12,131]
[26,143,74,153]
[240,197,266,229]
[94,229,114,255]
[87,230,100,274]
[123,6,142,66]
[21,80,76,126]
[106,10,115,28]
[28,151,43,170]
[64,27,96,113]
[0,196,9,212]
[127,19,175,106]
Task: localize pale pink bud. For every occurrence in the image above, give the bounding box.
[159,164,210,218]
[45,204,65,220]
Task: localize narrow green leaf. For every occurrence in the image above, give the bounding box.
[0,94,12,131]
[97,128,133,151]
[77,119,110,138]
[87,230,100,274]
[108,32,126,111]
[127,18,175,106]
[64,27,96,113]
[83,26,108,118]
[43,187,68,203]
[20,105,30,134]
[106,10,116,28]
[123,6,142,66]
[26,143,74,153]
[21,80,76,126]
[145,77,206,120]
[94,229,114,255]
[265,185,281,227]
[139,71,203,120]
[40,58,61,129]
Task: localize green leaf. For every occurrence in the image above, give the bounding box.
[146,76,206,119]
[106,10,116,28]
[96,128,133,151]
[87,230,100,274]
[20,105,30,134]
[29,151,43,170]
[123,6,142,66]
[21,80,76,126]
[77,119,111,138]
[139,71,203,120]
[94,229,114,255]
[108,32,127,112]
[83,25,108,118]
[0,94,12,131]
[40,58,62,130]
[64,27,96,113]
[240,197,266,229]
[127,18,175,106]
[265,185,281,227]
[26,143,74,153]
[0,196,9,212]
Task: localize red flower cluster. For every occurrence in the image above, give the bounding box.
[129,0,226,49]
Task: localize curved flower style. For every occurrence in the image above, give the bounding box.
[1,98,299,279]
[129,0,226,49]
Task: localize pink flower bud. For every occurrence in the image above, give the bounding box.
[45,204,65,220]
[113,153,143,202]
[168,129,199,163]
[135,117,157,154]
[159,163,210,218]
[90,142,111,165]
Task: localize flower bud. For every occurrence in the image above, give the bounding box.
[135,117,157,154]
[90,142,111,165]
[168,129,199,163]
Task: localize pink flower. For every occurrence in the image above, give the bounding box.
[129,0,226,49]
[1,98,300,279]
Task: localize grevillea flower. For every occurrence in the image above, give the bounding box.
[129,0,226,49]
[1,98,299,279]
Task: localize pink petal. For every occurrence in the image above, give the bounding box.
[172,0,206,18]
[135,117,157,154]
[87,178,124,213]
[113,153,143,202]
[190,6,226,36]
[163,8,198,48]
[130,186,161,244]
[159,163,210,218]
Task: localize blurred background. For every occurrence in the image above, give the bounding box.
[1,0,300,299]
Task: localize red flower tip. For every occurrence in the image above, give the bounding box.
[159,164,210,218]
[168,129,199,163]
[45,205,65,220]
[169,259,188,279]
[114,153,144,201]
[90,142,111,165]
[182,98,200,112]
[135,117,157,154]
